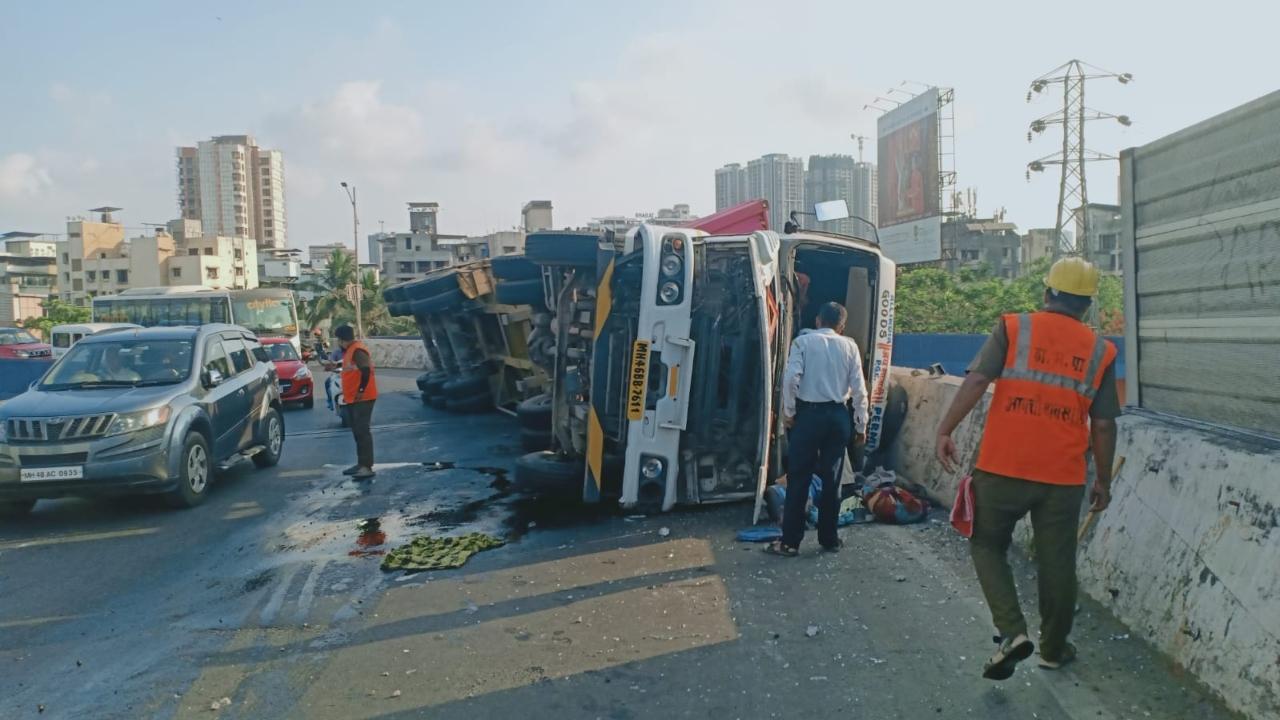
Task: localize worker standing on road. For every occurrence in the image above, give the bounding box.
[766,302,868,557]
[333,324,379,480]
[935,257,1119,680]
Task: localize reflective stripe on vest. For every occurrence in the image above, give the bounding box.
[1002,313,1109,400]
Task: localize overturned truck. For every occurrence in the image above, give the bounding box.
[512,213,903,515]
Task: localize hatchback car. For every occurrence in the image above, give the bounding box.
[0,327,53,359]
[0,324,285,516]
[261,337,314,408]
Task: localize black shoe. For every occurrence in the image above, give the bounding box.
[820,539,844,553]
[982,633,1035,680]
[341,465,360,476]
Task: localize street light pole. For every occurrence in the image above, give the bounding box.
[340,182,363,338]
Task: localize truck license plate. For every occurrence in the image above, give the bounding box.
[627,340,651,421]
[20,466,84,482]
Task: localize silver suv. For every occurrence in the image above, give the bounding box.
[0,324,285,515]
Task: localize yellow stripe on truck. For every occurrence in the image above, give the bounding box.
[587,257,615,492]
[593,259,614,338]
[587,407,604,490]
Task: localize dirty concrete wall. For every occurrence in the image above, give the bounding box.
[889,367,1280,718]
[364,338,433,371]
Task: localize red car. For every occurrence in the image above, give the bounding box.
[261,337,314,408]
[0,327,53,359]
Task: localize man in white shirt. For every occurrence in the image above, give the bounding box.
[767,302,869,556]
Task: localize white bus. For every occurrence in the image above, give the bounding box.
[92,287,301,350]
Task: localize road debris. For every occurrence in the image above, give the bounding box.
[381,532,505,571]
[209,697,232,711]
[658,527,671,537]
[805,625,820,638]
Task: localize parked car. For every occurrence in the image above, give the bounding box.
[261,337,314,408]
[0,327,53,359]
[50,323,140,359]
[0,324,285,516]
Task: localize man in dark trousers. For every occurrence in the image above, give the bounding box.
[936,257,1119,680]
[327,324,379,480]
[767,301,868,556]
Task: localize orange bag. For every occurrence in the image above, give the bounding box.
[950,474,975,538]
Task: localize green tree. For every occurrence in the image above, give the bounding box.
[21,297,91,338]
[297,248,416,336]
[896,257,1124,335]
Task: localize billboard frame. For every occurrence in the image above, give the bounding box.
[873,85,956,266]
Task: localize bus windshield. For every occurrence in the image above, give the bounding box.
[231,295,298,338]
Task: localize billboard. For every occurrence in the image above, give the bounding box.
[877,87,942,264]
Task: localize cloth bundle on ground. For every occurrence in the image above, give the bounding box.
[381,532,505,571]
[858,468,930,525]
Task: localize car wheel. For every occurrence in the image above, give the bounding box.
[490,255,541,281]
[302,396,315,410]
[525,232,599,267]
[514,451,584,496]
[445,390,492,414]
[494,278,546,308]
[253,409,284,469]
[520,428,551,452]
[516,393,553,431]
[165,432,211,509]
[0,499,36,518]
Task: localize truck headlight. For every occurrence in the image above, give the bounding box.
[108,406,171,436]
[660,254,683,278]
[641,457,665,479]
[658,282,681,304]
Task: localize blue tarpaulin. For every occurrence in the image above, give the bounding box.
[892,333,1125,379]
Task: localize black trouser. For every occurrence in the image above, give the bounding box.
[782,401,852,548]
[348,399,376,469]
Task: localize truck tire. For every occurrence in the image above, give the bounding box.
[446,390,492,414]
[165,432,212,509]
[520,428,551,452]
[494,278,545,308]
[384,285,409,304]
[0,499,36,518]
[410,289,465,316]
[252,409,284,469]
[514,451,584,495]
[442,374,488,399]
[516,393,553,431]
[490,255,542,281]
[388,300,413,317]
[404,273,459,301]
[525,232,599,267]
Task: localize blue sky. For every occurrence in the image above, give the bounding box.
[2,0,1275,249]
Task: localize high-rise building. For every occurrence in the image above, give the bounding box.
[714,163,747,211]
[806,155,858,235]
[852,161,877,227]
[176,135,287,250]
[746,154,804,232]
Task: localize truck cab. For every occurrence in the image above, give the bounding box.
[592,225,896,513]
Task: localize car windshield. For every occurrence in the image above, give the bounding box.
[0,329,40,345]
[264,342,299,361]
[40,339,195,389]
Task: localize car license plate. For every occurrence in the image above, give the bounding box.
[20,466,84,482]
[627,339,651,421]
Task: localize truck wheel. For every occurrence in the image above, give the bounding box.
[253,409,284,469]
[403,273,460,301]
[0,499,36,518]
[490,255,542,281]
[388,301,413,317]
[525,232,599,267]
[494,278,546,308]
[520,428,551,452]
[165,432,211,509]
[442,374,488,399]
[516,393,553,431]
[515,451,584,495]
[446,391,492,414]
[410,289,465,316]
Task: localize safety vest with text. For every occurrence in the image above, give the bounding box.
[975,312,1116,486]
[341,341,379,403]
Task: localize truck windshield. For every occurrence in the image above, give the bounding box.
[41,339,195,389]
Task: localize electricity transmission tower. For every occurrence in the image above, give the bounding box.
[1026,60,1132,256]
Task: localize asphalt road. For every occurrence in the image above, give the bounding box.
[0,369,1241,719]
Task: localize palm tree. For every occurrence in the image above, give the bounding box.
[297,248,412,336]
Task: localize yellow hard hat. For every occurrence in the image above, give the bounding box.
[1044,256,1100,296]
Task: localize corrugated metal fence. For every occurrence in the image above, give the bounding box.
[1120,90,1280,435]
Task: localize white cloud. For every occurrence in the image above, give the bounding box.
[0,153,53,199]
[280,81,428,171]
